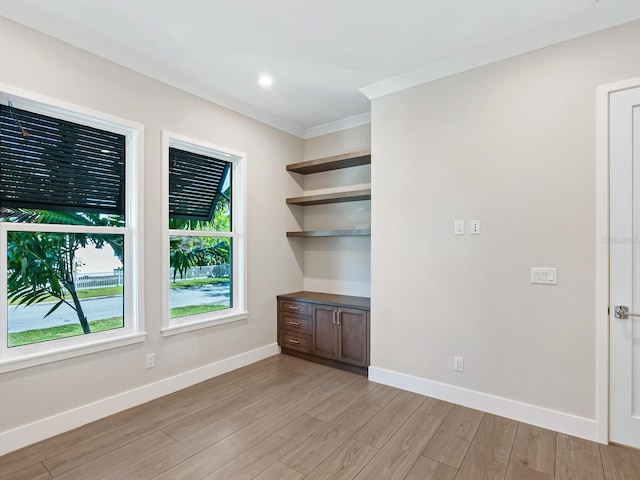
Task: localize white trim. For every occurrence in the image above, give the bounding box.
[360,43,534,100]
[161,130,248,334]
[129,122,145,338]
[168,230,233,238]
[0,333,146,373]
[161,311,249,337]
[360,13,640,100]
[0,343,280,456]
[596,82,611,446]
[595,77,640,445]
[167,136,244,161]
[0,83,141,135]
[0,83,145,366]
[303,112,371,139]
[146,80,306,138]
[369,367,597,441]
[1,223,127,234]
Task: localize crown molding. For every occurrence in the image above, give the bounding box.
[303,111,371,139]
[361,12,640,100]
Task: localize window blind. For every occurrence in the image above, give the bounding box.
[0,104,126,215]
[169,147,230,221]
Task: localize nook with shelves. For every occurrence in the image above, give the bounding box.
[281,149,371,372]
[285,150,371,237]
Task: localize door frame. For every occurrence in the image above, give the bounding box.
[596,77,640,444]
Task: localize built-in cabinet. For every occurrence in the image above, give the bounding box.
[277,291,370,374]
[280,150,371,374]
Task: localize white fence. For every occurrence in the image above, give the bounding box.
[75,264,230,290]
[75,270,124,290]
[169,264,230,281]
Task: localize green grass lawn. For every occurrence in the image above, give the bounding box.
[170,303,228,318]
[9,304,230,346]
[8,316,124,347]
[8,285,124,306]
[170,277,229,288]
[8,277,230,346]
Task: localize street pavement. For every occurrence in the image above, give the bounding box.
[8,283,231,333]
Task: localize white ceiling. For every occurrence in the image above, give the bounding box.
[1,0,639,138]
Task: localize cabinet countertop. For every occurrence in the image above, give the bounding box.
[277,291,370,310]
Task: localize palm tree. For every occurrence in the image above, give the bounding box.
[2,207,124,334]
[169,192,231,282]
[169,235,229,282]
[3,202,232,335]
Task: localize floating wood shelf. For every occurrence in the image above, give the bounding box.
[286,150,371,175]
[286,189,371,206]
[286,228,371,237]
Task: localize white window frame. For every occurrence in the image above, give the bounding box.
[161,131,247,336]
[0,84,145,372]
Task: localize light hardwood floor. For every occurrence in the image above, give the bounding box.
[1,354,640,480]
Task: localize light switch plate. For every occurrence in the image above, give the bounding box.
[453,356,464,372]
[455,220,464,235]
[531,268,557,285]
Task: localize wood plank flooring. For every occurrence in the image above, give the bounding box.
[1,354,640,480]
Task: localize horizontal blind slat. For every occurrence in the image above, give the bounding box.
[0,104,126,215]
[168,147,230,221]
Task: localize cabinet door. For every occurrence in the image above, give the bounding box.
[337,307,369,367]
[312,305,337,359]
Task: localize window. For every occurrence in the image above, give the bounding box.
[0,88,143,370]
[162,132,246,335]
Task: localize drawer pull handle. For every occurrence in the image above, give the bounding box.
[289,339,300,345]
[288,305,300,310]
[288,321,301,326]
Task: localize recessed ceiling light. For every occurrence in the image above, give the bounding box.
[258,74,273,88]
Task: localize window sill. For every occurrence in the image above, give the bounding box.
[161,311,249,337]
[0,332,147,373]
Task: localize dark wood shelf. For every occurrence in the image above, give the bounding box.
[286,189,371,206]
[286,150,371,174]
[278,291,370,309]
[286,228,371,237]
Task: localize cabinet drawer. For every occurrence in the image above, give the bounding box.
[279,300,311,315]
[279,313,311,334]
[280,331,311,353]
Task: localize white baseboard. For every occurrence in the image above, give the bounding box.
[0,343,280,456]
[368,366,598,442]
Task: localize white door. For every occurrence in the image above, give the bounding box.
[610,85,640,448]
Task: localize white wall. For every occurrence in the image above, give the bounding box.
[370,20,640,436]
[297,125,371,296]
[0,17,304,451]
